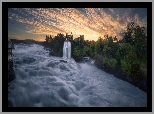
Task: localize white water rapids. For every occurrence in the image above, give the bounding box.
[8,44,147,107]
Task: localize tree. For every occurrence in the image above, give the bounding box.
[49,35,53,42]
[45,35,49,43]
[78,35,84,49]
[117,43,133,59]
[123,22,135,45]
[115,50,121,68]
[113,36,118,42]
[108,36,113,46]
[103,45,111,58]
[96,37,104,55]
[50,33,65,56]
[133,25,146,62]
[89,41,96,57]
[125,51,142,79]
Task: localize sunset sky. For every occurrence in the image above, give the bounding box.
[8,8,147,41]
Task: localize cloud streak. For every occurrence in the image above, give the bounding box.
[8,8,147,41]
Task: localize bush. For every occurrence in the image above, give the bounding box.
[103,45,112,58]
[102,57,109,65]
[72,48,83,61]
[106,58,116,69]
[115,50,121,68]
[125,52,143,80]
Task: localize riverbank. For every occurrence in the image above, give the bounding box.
[94,60,147,93]
[8,60,15,83]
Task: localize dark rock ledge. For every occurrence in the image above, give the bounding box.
[8,60,15,83]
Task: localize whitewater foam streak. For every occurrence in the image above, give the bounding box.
[8,44,147,107]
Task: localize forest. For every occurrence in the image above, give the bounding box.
[43,22,147,82]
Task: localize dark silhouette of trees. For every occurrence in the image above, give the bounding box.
[43,21,147,80]
[45,35,49,43]
[123,22,147,64]
[49,33,65,56]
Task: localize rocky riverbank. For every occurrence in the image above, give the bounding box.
[8,60,15,83]
[94,60,147,93]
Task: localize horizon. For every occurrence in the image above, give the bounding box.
[8,8,147,42]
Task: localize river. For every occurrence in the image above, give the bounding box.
[8,43,147,107]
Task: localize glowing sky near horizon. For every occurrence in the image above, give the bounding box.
[8,8,147,41]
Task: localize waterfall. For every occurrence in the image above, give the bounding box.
[63,38,71,59]
[8,44,147,107]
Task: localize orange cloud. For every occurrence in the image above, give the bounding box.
[9,8,147,41]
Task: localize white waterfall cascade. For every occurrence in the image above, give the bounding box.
[8,44,147,107]
[63,38,71,59]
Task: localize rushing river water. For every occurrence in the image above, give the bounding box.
[8,44,147,107]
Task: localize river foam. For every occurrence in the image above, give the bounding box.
[8,43,147,107]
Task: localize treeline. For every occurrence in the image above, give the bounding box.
[10,39,43,44]
[44,21,147,80]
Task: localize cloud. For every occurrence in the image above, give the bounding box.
[109,8,115,14]
[8,8,147,41]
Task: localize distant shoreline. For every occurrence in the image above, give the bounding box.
[9,39,45,44]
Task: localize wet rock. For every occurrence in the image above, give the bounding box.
[60,60,67,63]
[8,60,15,83]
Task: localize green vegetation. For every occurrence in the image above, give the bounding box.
[44,21,147,81]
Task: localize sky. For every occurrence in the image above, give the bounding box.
[8,8,147,41]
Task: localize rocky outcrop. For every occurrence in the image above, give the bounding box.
[8,60,15,83]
